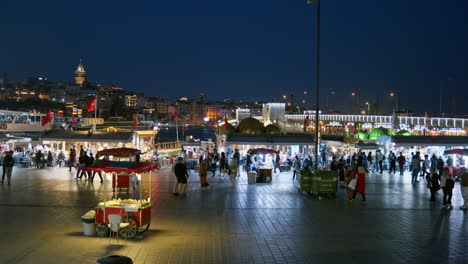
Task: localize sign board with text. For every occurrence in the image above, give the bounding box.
[84,118,104,125]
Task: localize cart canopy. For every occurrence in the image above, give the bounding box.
[96,148,140,159]
[87,160,159,174]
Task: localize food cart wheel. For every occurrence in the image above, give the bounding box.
[96,223,110,237]
[119,217,138,239]
[138,222,150,233]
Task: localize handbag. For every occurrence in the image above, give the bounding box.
[348,179,357,190]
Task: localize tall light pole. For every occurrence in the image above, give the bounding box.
[307,0,320,170]
[365,102,370,114]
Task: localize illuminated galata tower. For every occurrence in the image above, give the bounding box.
[74,59,86,86]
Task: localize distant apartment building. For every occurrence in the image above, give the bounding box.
[124,94,138,109]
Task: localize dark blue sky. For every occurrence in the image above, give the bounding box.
[1,0,467,115]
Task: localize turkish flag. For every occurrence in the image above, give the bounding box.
[41,110,52,126]
[71,116,77,124]
[224,116,229,132]
[86,97,97,112]
[173,112,178,121]
[131,114,139,131]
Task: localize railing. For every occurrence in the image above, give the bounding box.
[281,114,468,129]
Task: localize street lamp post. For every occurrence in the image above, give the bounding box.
[365,102,370,115]
[307,0,321,170]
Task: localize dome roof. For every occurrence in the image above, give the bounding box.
[237,117,264,134]
[368,127,390,140]
[265,124,281,134]
[354,131,368,140]
[396,130,411,136]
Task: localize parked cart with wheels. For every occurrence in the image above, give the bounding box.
[86,148,159,239]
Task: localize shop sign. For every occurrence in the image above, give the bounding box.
[84,118,104,125]
[0,123,7,129]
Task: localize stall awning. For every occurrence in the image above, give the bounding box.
[225,134,315,145]
[392,136,468,147]
[42,130,133,143]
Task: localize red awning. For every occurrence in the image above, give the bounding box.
[96,148,140,158]
[87,160,159,174]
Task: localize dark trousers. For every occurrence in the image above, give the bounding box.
[389,163,396,173]
[411,169,420,182]
[293,170,298,180]
[378,161,383,173]
[274,162,280,173]
[352,187,366,201]
[91,171,103,182]
[399,164,404,175]
[442,187,453,205]
[429,188,437,201]
[420,166,427,176]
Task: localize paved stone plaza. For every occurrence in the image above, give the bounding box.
[0,166,467,264]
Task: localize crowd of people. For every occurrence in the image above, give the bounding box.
[168,147,468,209]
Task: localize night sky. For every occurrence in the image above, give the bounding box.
[1,0,467,115]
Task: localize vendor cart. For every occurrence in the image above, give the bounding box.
[87,148,159,239]
[297,170,338,198]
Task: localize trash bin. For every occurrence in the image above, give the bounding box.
[96,255,133,264]
[81,210,96,236]
[248,171,257,184]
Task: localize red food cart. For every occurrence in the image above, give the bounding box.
[87,148,159,239]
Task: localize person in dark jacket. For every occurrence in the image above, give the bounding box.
[426,168,440,202]
[1,151,14,185]
[173,157,189,197]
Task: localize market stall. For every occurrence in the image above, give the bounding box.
[444,149,468,180]
[87,148,159,239]
[248,148,278,183]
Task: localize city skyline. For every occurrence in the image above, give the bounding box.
[1,0,467,114]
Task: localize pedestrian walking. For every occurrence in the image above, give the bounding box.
[437,156,445,176]
[389,152,396,173]
[173,157,189,197]
[229,158,238,187]
[410,152,421,183]
[219,152,228,177]
[397,152,406,175]
[367,152,374,172]
[68,148,76,172]
[209,154,217,177]
[421,154,430,177]
[345,167,356,201]
[57,151,66,167]
[198,158,209,188]
[426,168,440,203]
[35,150,43,169]
[459,172,468,210]
[352,166,367,202]
[76,153,88,180]
[1,150,15,185]
[233,149,241,176]
[338,157,346,188]
[274,153,281,173]
[292,155,301,180]
[377,150,384,174]
[440,168,455,209]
